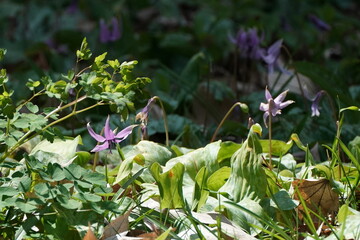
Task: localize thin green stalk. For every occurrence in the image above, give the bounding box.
[1,101,104,162]
[15,89,45,111]
[268,106,273,170]
[210,102,247,142]
[153,96,169,146]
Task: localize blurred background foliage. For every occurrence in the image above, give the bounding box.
[0,0,360,157]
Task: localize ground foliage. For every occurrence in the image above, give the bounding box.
[0,0,360,239]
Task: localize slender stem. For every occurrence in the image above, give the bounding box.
[16,89,45,111]
[1,101,104,162]
[268,113,273,170]
[153,96,169,146]
[211,102,247,142]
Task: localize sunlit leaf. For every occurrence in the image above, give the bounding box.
[150,162,185,209]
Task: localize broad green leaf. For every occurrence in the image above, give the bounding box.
[15,200,38,213]
[164,141,221,181]
[271,189,298,210]
[193,167,209,211]
[82,171,106,186]
[337,204,357,224]
[271,154,297,171]
[150,162,185,209]
[220,124,267,202]
[217,141,241,163]
[207,166,231,192]
[224,199,265,235]
[30,136,81,167]
[259,139,293,156]
[74,151,91,166]
[0,186,19,196]
[75,192,102,202]
[114,157,133,184]
[123,140,173,166]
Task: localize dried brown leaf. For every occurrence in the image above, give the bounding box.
[292,179,339,222]
[83,227,98,240]
[101,210,131,240]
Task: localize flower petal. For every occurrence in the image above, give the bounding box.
[265,87,272,101]
[104,116,116,140]
[274,90,289,104]
[87,123,106,142]
[263,112,269,128]
[115,124,138,142]
[91,141,109,152]
[259,102,269,112]
[279,100,294,109]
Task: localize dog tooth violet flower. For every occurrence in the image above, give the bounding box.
[87,116,137,152]
[136,97,156,138]
[261,39,283,73]
[259,87,294,127]
[310,90,325,117]
[99,17,121,43]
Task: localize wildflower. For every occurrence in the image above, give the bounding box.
[261,39,283,73]
[99,17,121,43]
[229,28,264,60]
[136,97,156,138]
[310,91,325,117]
[87,116,137,152]
[259,87,294,127]
[309,15,331,31]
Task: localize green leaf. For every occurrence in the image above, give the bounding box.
[94,52,107,64]
[15,200,38,213]
[74,151,91,166]
[217,141,241,163]
[259,139,293,156]
[150,162,185,209]
[220,124,267,202]
[165,141,221,181]
[114,157,133,184]
[123,140,173,166]
[224,199,265,235]
[0,186,19,196]
[30,136,81,167]
[0,48,6,61]
[76,37,92,60]
[25,102,39,113]
[207,167,231,192]
[193,167,209,211]
[82,171,106,186]
[271,189,298,210]
[75,192,102,202]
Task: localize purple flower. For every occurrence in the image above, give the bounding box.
[310,91,325,117]
[259,87,294,127]
[229,28,264,60]
[87,116,137,152]
[261,39,283,73]
[136,97,156,137]
[99,18,122,43]
[309,15,331,31]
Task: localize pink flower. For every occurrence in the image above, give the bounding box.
[259,87,294,127]
[87,116,137,152]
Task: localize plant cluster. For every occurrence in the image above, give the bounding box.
[0,0,360,239]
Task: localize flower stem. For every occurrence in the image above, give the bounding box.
[153,96,169,146]
[268,113,273,170]
[211,102,248,142]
